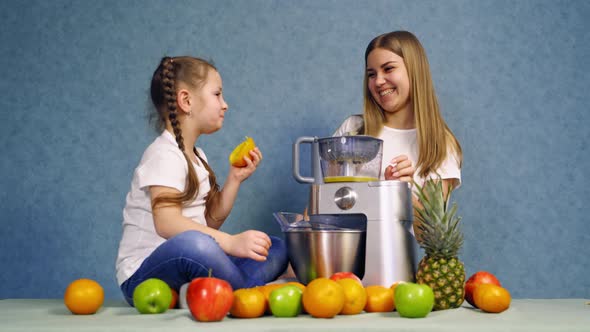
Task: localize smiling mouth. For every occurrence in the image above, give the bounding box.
[380,88,396,96]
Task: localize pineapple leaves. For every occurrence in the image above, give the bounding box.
[413,175,463,258]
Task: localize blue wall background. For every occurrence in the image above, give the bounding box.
[1,0,588,300]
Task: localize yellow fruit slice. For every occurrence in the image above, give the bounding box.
[229,136,256,167]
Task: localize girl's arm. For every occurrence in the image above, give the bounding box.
[205,148,262,229]
[150,185,270,261]
[150,185,230,241]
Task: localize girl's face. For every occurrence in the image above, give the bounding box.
[193,69,228,134]
[366,48,411,116]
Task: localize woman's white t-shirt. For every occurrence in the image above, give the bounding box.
[115,130,211,285]
[333,115,461,188]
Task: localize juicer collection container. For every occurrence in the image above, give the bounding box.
[293,136,383,183]
[273,212,367,285]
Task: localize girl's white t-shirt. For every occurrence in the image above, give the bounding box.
[333,115,461,188]
[115,130,211,285]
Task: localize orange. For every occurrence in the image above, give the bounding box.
[229,136,256,167]
[364,285,394,312]
[389,281,406,310]
[257,283,286,314]
[473,284,511,313]
[230,288,266,318]
[302,278,345,318]
[336,278,367,315]
[64,278,104,315]
[169,288,178,309]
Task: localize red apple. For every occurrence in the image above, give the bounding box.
[186,276,234,322]
[329,272,362,285]
[465,271,501,308]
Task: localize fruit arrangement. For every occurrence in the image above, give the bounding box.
[64,177,511,320]
[63,267,510,321]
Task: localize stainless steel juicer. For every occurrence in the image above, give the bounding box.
[291,135,418,286]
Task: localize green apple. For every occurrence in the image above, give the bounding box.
[132,278,173,314]
[269,285,303,317]
[394,282,434,318]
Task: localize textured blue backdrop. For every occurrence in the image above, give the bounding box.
[1,0,588,300]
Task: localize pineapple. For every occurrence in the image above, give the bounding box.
[413,178,465,311]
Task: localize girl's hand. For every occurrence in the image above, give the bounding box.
[384,155,415,183]
[229,147,262,182]
[227,230,271,261]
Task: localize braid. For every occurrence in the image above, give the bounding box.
[195,148,220,214]
[162,57,185,151]
[151,56,200,210]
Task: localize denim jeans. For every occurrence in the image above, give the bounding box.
[120,230,288,306]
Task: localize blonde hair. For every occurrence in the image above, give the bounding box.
[148,56,220,211]
[362,31,462,178]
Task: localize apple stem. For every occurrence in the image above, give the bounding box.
[208,268,213,278]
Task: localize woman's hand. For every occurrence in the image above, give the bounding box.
[384,155,415,182]
[228,147,262,182]
[227,230,271,261]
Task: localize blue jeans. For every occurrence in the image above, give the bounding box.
[120,230,288,306]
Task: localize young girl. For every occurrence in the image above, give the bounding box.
[333,30,462,202]
[115,56,288,306]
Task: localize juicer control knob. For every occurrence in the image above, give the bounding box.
[334,186,357,210]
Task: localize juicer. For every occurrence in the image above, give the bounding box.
[292,136,418,286]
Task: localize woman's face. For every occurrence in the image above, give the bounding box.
[366,48,411,116]
[193,69,228,134]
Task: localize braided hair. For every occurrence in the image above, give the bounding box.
[149,56,220,213]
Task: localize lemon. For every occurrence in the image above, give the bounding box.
[229,136,256,167]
